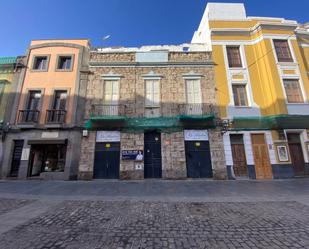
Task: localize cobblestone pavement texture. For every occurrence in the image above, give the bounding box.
[0,200,309,249]
[0,198,34,215]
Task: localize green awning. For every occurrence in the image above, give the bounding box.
[85,115,216,132]
[178,114,215,122]
[0,57,17,65]
[233,115,309,130]
[85,115,127,129]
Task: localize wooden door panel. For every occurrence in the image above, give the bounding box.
[231,144,247,176]
[251,134,272,179]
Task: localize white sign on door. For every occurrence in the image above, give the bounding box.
[96,131,120,142]
[184,130,208,141]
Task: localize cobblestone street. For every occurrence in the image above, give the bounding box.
[0,180,309,248]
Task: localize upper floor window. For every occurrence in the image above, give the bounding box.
[27,90,42,110]
[145,80,160,107]
[273,40,293,62]
[283,79,304,103]
[103,80,119,115]
[57,56,73,71]
[185,79,202,104]
[53,90,67,110]
[232,84,248,106]
[185,79,202,114]
[46,90,67,123]
[32,56,48,71]
[226,46,242,68]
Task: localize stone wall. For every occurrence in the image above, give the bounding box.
[120,133,144,180]
[162,132,186,179]
[79,131,96,180]
[208,129,227,180]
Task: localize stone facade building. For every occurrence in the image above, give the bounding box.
[79,44,227,180]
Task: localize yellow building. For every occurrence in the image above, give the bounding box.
[192,3,309,179]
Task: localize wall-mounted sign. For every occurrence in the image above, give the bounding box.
[41,132,59,138]
[21,148,30,161]
[276,145,289,162]
[122,150,143,161]
[184,130,208,141]
[135,163,143,170]
[96,131,120,142]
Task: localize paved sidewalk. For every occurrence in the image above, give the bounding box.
[0,179,309,248]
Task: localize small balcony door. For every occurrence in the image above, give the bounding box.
[47,90,67,123]
[22,91,41,122]
[103,80,119,115]
[185,79,202,115]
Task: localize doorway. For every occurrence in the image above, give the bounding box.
[230,134,248,177]
[10,140,24,177]
[287,133,305,176]
[144,132,162,178]
[28,144,66,177]
[93,142,120,179]
[185,141,213,178]
[251,134,273,179]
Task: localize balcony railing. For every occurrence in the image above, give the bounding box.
[178,103,213,115]
[18,110,40,124]
[90,104,127,116]
[45,109,67,124]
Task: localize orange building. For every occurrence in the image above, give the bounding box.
[1,39,90,180]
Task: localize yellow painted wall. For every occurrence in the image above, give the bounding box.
[0,67,14,120]
[212,45,229,117]
[210,20,308,118]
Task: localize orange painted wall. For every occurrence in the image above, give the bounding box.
[17,40,88,124]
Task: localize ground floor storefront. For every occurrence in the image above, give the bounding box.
[78,129,227,180]
[0,130,82,180]
[224,129,309,179]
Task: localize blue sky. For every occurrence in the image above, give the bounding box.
[1,0,308,56]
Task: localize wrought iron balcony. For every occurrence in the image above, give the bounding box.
[45,109,67,124]
[18,110,40,124]
[178,103,214,115]
[90,104,127,117]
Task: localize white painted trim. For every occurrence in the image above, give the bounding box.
[224,130,276,166]
[212,34,296,46]
[222,44,260,117]
[141,71,163,79]
[101,71,123,80]
[182,71,203,79]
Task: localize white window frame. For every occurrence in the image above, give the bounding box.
[225,45,246,70]
[103,80,119,105]
[231,82,250,107]
[222,44,257,110]
[272,39,295,64]
[145,79,160,108]
[185,78,202,105]
[281,77,306,104]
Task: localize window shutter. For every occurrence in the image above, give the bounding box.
[111,81,119,104]
[283,79,303,103]
[104,81,113,103]
[145,80,153,106]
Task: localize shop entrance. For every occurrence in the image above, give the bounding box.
[28,143,67,177]
[93,142,120,179]
[144,132,162,178]
[185,141,213,178]
[287,133,305,176]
